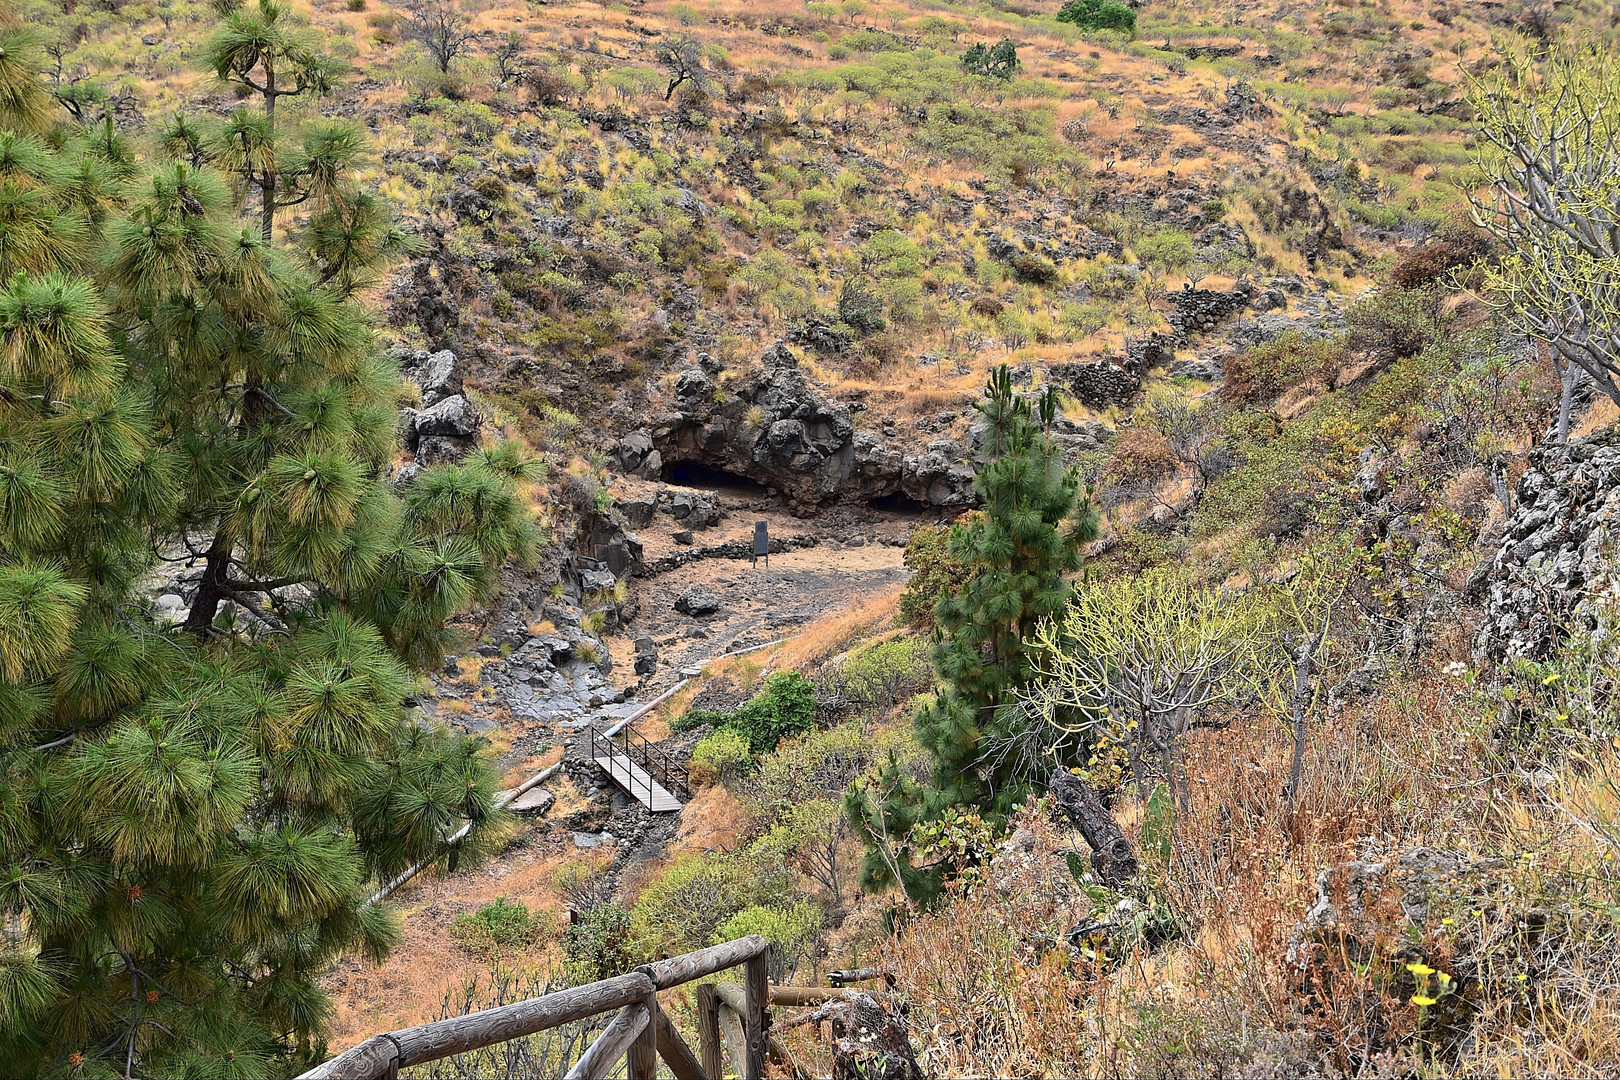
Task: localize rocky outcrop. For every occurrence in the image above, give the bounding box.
[391,346,463,405]
[647,343,977,508]
[1475,429,1620,662]
[1192,221,1254,267]
[1287,847,1508,1016]
[394,346,481,465]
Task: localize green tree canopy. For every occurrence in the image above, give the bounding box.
[961,38,1021,81]
[847,366,1098,904]
[0,16,537,1076]
[1056,0,1137,35]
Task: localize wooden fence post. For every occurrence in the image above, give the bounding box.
[744,950,770,1080]
[627,989,659,1079]
[717,1001,747,1078]
[653,998,706,1080]
[697,983,722,1080]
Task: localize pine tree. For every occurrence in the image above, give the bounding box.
[848,365,1098,903]
[0,16,538,1076]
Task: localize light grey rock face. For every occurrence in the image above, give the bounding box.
[1476,429,1620,662]
[152,593,189,626]
[417,349,459,405]
[407,392,480,465]
[391,345,463,405]
[414,393,480,437]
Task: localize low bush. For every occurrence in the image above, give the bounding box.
[690,727,754,786]
[563,902,638,984]
[714,903,824,982]
[450,897,546,959]
[1220,332,1345,406]
[899,518,977,631]
[673,671,818,753]
[1344,286,1445,364]
[823,637,934,713]
[632,849,790,956]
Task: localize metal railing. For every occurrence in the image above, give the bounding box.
[589,719,690,805]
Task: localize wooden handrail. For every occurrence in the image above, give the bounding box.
[298,936,770,1080]
[563,1001,647,1080]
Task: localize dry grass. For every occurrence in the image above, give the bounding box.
[324,848,580,1049]
[848,676,1620,1078]
[766,585,905,674]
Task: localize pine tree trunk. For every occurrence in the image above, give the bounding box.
[1049,768,1138,887]
[184,531,230,633]
[261,64,277,244]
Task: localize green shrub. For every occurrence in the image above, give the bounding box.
[899,518,976,630]
[690,727,754,786]
[564,902,639,984]
[961,37,1020,81]
[1136,228,1194,279]
[1008,248,1058,283]
[1220,332,1345,406]
[450,897,545,959]
[714,903,824,982]
[1056,0,1137,36]
[632,849,789,956]
[736,672,817,753]
[827,637,934,713]
[842,29,906,53]
[674,671,818,754]
[838,276,887,335]
[1344,286,1445,362]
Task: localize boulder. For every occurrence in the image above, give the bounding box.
[414,349,460,405]
[674,586,721,617]
[617,498,657,528]
[1287,847,1506,982]
[633,636,658,676]
[414,394,480,437]
[618,430,657,475]
[416,435,475,465]
[508,787,555,814]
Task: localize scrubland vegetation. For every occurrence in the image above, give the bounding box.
[6,0,1620,1074]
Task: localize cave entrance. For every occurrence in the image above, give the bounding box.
[662,461,772,497]
[869,492,937,516]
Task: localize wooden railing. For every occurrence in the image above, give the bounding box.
[299,936,770,1080]
[589,719,691,803]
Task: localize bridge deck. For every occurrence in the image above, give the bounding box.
[594,753,683,812]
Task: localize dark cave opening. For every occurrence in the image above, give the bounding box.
[662,461,772,496]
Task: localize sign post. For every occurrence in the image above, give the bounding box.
[753,521,769,569]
